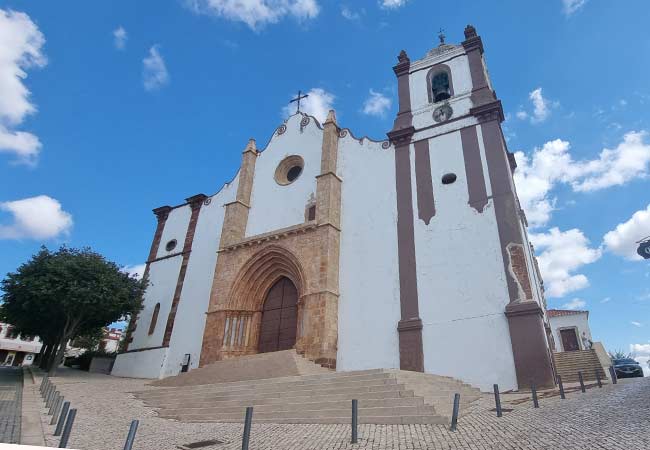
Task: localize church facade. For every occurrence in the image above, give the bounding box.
[113,25,556,391]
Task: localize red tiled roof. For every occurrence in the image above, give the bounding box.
[547,309,588,317]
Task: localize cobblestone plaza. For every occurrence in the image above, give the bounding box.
[29,369,649,450]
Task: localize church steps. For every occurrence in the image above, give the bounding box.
[136,372,395,398]
[146,368,387,393]
[552,350,608,383]
[141,389,416,410]
[157,397,427,416]
[162,404,437,422]
[138,383,411,406]
[135,352,482,424]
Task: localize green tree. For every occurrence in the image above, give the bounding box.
[71,327,105,352]
[1,246,145,375]
[608,349,631,360]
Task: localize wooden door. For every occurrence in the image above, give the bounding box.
[258,277,298,353]
[560,329,580,351]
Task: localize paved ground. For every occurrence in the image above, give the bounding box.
[37,368,649,450]
[0,367,23,444]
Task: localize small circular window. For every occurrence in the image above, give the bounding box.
[165,239,177,252]
[274,155,305,185]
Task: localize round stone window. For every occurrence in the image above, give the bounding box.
[165,239,177,252]
[274,155,305,186]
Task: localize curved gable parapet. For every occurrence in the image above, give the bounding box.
[338,128,392,151]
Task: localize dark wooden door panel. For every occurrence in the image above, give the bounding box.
[258,277,298,354]
[560,329,579,351]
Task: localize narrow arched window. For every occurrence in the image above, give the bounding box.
[148,303,160,335]
[431,71,451,103]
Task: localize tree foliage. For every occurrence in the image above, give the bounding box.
[608,349,632,360]
[1,246,145,374]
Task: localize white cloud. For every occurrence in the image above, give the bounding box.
[570,131,650,192]
[142,45,169,91]
[0,195,73,240]
[529,88,552,123]
[341,6,361,20]
[631,321,642,327]
[516,110,528,120]
[282,88,334,123]
[603,204,650,261]
[122,263,146,280]
[362,90,391,118]
[601,297,611,303]
[562,298,586,310]
[185,0,320,30]
[562,0,588,16]
[0,9,46,164]
[381,0,408,9]
[513,132,650,227]
[630,343,650,376]
[113,26,127,50]
[530,227,601,298]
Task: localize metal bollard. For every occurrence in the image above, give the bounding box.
[531,382,539,408]
[40,377,49,395]
[45,384,55,406]
[578,371,586,393]
[50,395,64,425]
[241,407,253,450]
[42,381,51,399]
[351,399,358,444]
[493,384,502,417]
[609,366,618,384]
[558,376,566,399]
[58,408,77,448]
[48,391,60,415]
[595,369,602,388]
[449,393,460,431]
[123,420,139,450]
[46,387,57,409]
[39,376,47,393]
[54,401,70,436]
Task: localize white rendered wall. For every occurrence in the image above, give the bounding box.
[412,131,518,392]
[337,135,401,372]
[550,313,592,352]
[246,115,322,237]
[129,255,184,351]
[112,347,169,379]
[156,206,191,259]
[162,179,238,377]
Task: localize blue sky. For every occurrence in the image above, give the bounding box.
[0,0,648,368]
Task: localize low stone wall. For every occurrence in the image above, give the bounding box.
[89,357,115,375]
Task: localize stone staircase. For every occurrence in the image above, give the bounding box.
[152,350,329,387]
[133,352,481,425]
[553,350,608,383]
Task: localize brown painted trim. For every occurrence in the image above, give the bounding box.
[414,139,435,224]
[426,64,455,104]
[505,301,556,389]
[161,194,207,347]
[147,250,187,264]
[462,28,496,107]
[119,345,166,354]
[460,126,489,213]
[389,50,424,372]
[409,53,465,75]
[124,206,171,350]
[394,140,424,372]
[481,119,523,304]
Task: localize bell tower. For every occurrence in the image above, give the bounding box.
[387,25,556,390]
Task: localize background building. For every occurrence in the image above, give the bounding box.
[0,322,42,367]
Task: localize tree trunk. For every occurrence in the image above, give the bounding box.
[48,335,68,376]
[35,343,47,367]
[45,342,59,372]
[39,343,52,370]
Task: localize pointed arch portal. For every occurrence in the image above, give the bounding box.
[258,277,298,353]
